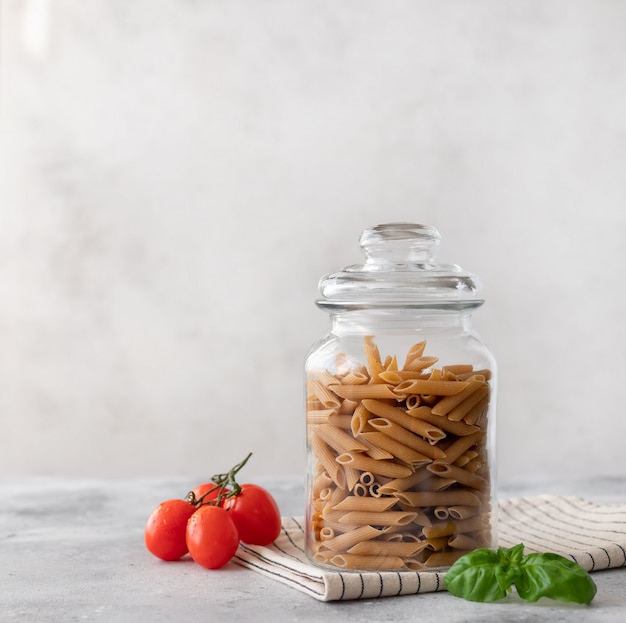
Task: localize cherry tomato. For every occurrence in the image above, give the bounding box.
[223,483,281,546]
[189,483,231,507]
[144,499,197,561]
[186,505,239,569]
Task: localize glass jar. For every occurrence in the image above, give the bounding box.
[305,223,497,572]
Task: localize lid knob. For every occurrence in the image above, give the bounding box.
[360,223,441,265]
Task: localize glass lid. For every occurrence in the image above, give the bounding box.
[316,223,484,311]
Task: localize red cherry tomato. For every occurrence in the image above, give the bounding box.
[223,483,281,546]
[186,505,239,569]
[190,482,231,507]
[144,499,197,561]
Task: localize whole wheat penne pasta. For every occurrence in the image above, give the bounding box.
[313,551,334,564]
[428,368,442,381]
[452,454,470,468]
[350,403,373,436]
[447,533,488,550]
[364,335,384,382]
[359,431,431,466]
[424,536,448,551]
[321,493,348,515]
[331,553,405,570]
[464,455,484,473]
[405,395,422,409]
[340,370,369,385]
[377,469,432,495]
[308,379,342,409]
[307,336,494,573]
[309,430,342,483]
[348,540,427,558]
[336,452,414,479]
[377,370,402,385]
[442,364,474,376]
[313,471,334,497]
[353,482,368,497]
[370,404,447,443]
[394,379,470,397]
[329,383,397,400]
[403,340,426,368]
[447,383,490,422]
[456,369,491,381]
[306,398,324,411]
[404,355,438,373]
[332,495,397,512]
[338,510,417,526]
[407,406,480,436]
[422,514,489,538]
[427,461,489,490]
[404,559,427,571]
[429,476,457,491]
[448,505,479,520]
[395,505,433,527]
[357,435,395,461]
[343,465,361,492]
[453,450,478,468]
[325,413,353,430]
[439,430,484,464]
[369,482,382,497]
[318,524,385,552]
[378,369,426,384]
[337,398,360,415]
[425,550,470,568]
[366,417,445,460]
[313,369,342,387]
[318,487,335,502]
[317,518,361,535]
[394,490,482,508]
[421,395,438,406]
[362,400,447,455]
[384,354,398,371]
[398,533,423,543]
[464,398,489,426]
[359,471,375,485]
[313,423,370,454]
[306,408,336,425]
[430,378,486,416]
[320,510,343,526]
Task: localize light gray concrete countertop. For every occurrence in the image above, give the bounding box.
[1,475,625,622]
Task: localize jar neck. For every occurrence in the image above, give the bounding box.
[329,309,473,335]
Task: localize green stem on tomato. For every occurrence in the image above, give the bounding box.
[187,452,253,507]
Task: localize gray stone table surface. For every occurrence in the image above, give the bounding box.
[2,474,626,622]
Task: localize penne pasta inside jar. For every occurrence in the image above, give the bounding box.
[305,224,497,572]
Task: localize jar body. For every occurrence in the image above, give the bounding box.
[305,309,497,572]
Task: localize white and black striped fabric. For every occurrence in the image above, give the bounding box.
[233,496,626,601]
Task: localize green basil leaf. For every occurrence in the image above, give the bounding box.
[517,553,597,605]
[493,544,524,592]
[498,543,525,566]
[444,548,510,602]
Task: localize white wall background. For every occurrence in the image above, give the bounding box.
[1,0,625,482]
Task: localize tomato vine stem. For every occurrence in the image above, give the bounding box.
[186,452,253,508]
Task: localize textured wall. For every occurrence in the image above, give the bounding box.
[1,0,625,480]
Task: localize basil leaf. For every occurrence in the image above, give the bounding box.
[516,553,597,605]
[444,548,511,602]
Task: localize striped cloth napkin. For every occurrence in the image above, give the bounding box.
[233,495,626,601]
